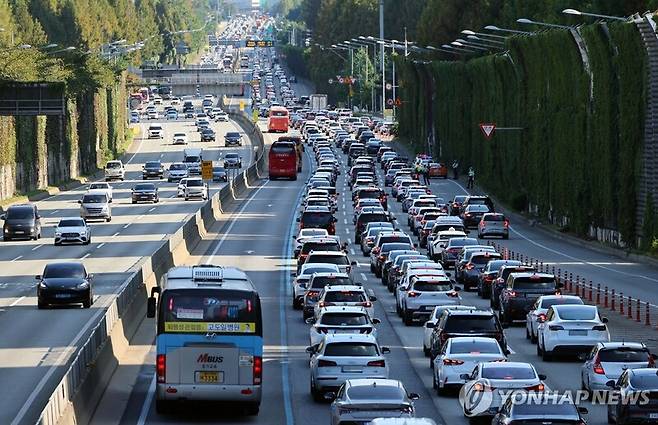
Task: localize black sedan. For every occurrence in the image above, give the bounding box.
[37,262,93,309]
[212,166,228,182]
[201,128,216,142]
[131,183,159,204]
[224,131,243,146]
[142,161,164,179]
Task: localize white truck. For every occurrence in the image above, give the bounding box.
[310,94,328,111]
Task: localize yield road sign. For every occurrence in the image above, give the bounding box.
[479,123,496,139]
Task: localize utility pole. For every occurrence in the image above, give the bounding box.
[379,0,385,115]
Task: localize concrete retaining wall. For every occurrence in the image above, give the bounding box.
[35,112,266,425]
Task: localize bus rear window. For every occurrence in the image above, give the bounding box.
[160,290,260,335]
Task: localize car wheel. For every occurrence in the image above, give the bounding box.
[54,241,60,246]
[83,296,92,308]
[106,217,111,222]
[84,238,91,245]
[541,342,552,361]
[432,373,438,389]
[530,329,537,343]
[310,379,323,402]
[423,345,430,357]
[395,303,402,316]
[526,326,531,339]
[37,300,47,309]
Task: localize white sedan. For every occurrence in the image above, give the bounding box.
[432,337,507,395]
[537,304,610,361]
[88,182,113,203]
[525,295,583,343]
[294,228,330,257]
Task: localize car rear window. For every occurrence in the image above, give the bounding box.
[471,254,499,264]
[449,238,478,247]
[308,255,348,265]
[482,366,536,380]
[347,385,405,400]
[324,291,366,303]
[381,243,413,253]
[556,307,596,320]
[467,205,491,212]
[324,342,378,357]
[540,298,583,308]
[484,214,505,222]
[445,315,497,332]
[302,212,332,225]
[513,276,557,289]
[599,348,649,362]
[301,242,340,254]
[320,313,368,326]
[511,400,579,418]
[414,281,451,292]
[451,340,501,354]
[360,214,389,225]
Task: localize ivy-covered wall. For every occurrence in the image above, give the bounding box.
[397,22,647,247]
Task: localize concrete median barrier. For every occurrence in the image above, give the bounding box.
[35,112,266,425]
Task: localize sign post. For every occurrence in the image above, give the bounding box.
[201,160,213,181]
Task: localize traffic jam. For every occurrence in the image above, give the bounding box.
[287,112,658,424]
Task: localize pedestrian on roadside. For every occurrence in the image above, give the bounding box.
[422,165,430,185]
[467,166,475,189]
[452,159,459,180]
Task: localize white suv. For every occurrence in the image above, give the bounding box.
[104,160,125,181]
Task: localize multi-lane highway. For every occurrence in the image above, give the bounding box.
[0,98,255,425]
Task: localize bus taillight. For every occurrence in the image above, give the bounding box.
[253,356,262,385]
[157,354,166,383]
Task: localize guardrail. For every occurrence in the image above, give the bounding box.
[35,111,266,425]
[487,241,658,328]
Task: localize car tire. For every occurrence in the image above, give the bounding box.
[423,345,430,357]
[531,330,537,343]
[310,379,323,402]
[541,342,552,362]
[403,310,413,326]
[396,303,402,316]
[244,403,260,416]
[54,241,60,246]
[83,297,92,308]
[84,238,91,245]
[526,326,531,339]
[106,217,111,222]
[37,300,47,309]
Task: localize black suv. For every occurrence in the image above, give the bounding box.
[460,195,495,215]
[490,265,536,309]
[224,131,243,147]
[498,272,560,325]
[201,128,216,142]
[142,161,164,179]
[1,203,41,241]
[428,309,508,366]
[477,259,522,299]
[354,211,391,243]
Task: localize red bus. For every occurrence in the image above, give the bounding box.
[276,135,303,172]
[267,106,289,133]
[269,141,297,180]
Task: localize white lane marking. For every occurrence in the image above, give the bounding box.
[507,345,516,355]
[350,248,356,255]
[148,207,156,212]
[360,273,368,281]
[97,242,105,249]
[347,238,352,244]
[112,232,119,238]
[81,253,90,259]
[136,376,156,425]
[123,223,131,229]
[11,255,22,262]
[31,244,43,251]
[343,218,348,224]
[9,296,25,307]
[448,179,658,284]
[137,215,145,220]
[345,228,350,234]
[49,210,59,215]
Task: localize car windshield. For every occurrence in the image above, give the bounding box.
[599,348,649,363]
[170,164,187,170]
[630,374,658,389]
[414,281,451,292]
[347,385,405,401]
[482,366,536,380]
[320,313,368,326]
[225,154,239,159]
[309,255,348,265]
[174,133,185,138]
[540,298,583,308]
[184,156,200,163]
[89,183,108,190]
[513,277,556,289]
[451,340,502,354]
[324,342,378,357]
[324,291,366,303]
[6,207,33,219]
[302,212,332,225]
[449,239,478,248]
[444,315,497,332]
[134,184,155,191]
[106,162,121,169]
[44,264,85,279]
[310,276,352,288]
[226,132,240,138]
[556,307,596,321]
[58,219,84,227]
[82,195,106,204]
[187,180,204,187]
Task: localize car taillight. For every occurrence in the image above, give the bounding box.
[537,313,547,322]
[319,301,333,308]
[507,290,517,297]
[465,213,472,217]
[526,383,545,391]
[484,275,494,282]
[592,325,607,331]
[593,354,605,374]
[473,383,494,392]
[465,263,474,270]
[549,325,564,331]
[415,215,422,221]
[157,354,166,383]
[650,355,656,367]
[307,291,319,297]
[421,220,426,226]
[253,356,262,384]
[372,247,381,254]
[367,360,386,367]
[318,359,337,367]
[408,291,419,297]
[443,358,464,365]
[360,301,372,308]
[378,255,385,261]
[447,291,459,298]
[504,220,510,227]
[328,223,335,234]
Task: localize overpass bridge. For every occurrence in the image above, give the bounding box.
[129,67,251,97]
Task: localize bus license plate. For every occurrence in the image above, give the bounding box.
[196,371,223,383]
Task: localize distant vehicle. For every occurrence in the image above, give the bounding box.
[54,217,91,246]
[142,161,164,179]
[88,182,113,202]
[130,111,140,123]
[148,124,164,139]
[1,203,42,241]
[104,160,125,181]
[166,162,188,182]
[310,94,327,111]
[225,131,243,146]
[223,152,242,168]
[183,148,203,175]
[267,106,289,133]
[79,190,111,222]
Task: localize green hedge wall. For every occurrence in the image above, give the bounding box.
[397,22,646,245]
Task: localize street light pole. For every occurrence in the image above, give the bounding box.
[379,0,385,115]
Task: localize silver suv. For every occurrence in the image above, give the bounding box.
[79,190,111,222]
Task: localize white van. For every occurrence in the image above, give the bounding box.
[104,160,125,181]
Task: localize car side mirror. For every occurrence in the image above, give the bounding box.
[372,318,381,324]
[305,317,315,324]
[324,392,337,401]
[147,296,157,318]
[501,322,510,329]
[381,346,391,354]
[305,346,316,353]
[453,286,461,292]
[578,407,589,415]
[350,261,357,266]
[369,295,377,302]
[425,321,435,328]
[460,374,471,381]
[87,274,94,280]
[505,349,511,355]
[35,275,41,280]
[296,217,300,222]
[445,272,451,277]
[538,374,547,380]
[606,380,616,388]
[601,317,608,324]
[408,393,420,400]
[78,200,82,204]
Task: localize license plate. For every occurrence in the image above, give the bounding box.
[569,330,588,336]
[14,230,24,234]
[342,366,363,373]
[195,371,224,383]
[55,294,72,298]
[649,413,658,419]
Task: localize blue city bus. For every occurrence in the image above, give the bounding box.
[147,265,263,415]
